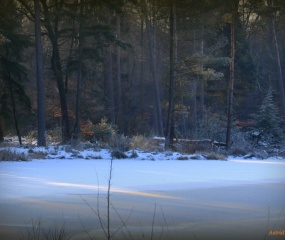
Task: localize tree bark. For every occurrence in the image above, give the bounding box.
[139,18,145,118]
[8,76,22,145]
[192,80,197,138]
[107,12,115,124]
[41,0,71,143]
[34,0,46,146]
[199,31,205,122]
[73,0,84,143]
[142,0,163,136]
[226,3,236,149]
[271,16,285,118]
[0,118,4,143]
[116,14,123,131]
[165,0,177,149]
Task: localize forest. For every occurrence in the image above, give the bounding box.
[0,0,284,151]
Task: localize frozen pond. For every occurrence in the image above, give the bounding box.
[1,157,285,239]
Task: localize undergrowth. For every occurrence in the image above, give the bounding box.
[0,149,28,161]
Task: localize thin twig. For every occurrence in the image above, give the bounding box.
[111,202,134,238]
[78,214,93,240]
[151,203,157,240]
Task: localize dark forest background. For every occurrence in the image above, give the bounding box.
[0,0,284,150]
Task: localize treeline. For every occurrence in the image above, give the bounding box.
[0,0,284,148]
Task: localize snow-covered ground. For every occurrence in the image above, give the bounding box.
[0,147,285,239]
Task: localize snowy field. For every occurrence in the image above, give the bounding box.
[0,147,285,239]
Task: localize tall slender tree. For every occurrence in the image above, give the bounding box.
[270,2,285,118]
[165,0,177,149]
[116,13,123,131]
[34,0,46,146]
[142,0,163,136]
[73,0,84,143]
[107,12,115,124]
[226,0,236,149]
[40,0,71,143]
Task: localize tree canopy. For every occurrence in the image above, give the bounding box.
[0,0,284,146]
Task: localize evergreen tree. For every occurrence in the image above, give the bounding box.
[0,0,32,144]
[254,91,283,144]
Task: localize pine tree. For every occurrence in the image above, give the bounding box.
[0,0,32,144]
[254,91,283,144]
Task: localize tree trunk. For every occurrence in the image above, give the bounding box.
[165,0,177,149]
[65,26,75,93]
[199,31,205,123]
[0,118,4,143]
[34,0,46,146]
[116,14,123,131]
[41,0,71,144]
[108,13,115,124]
[139,18,145,118]
[272,17,285,118]
[8,76,22,145]
[192,80,197,139]
[226,3,235,149]
[73,0,84,143]
[52,42,71,143]
[142,0,163,136]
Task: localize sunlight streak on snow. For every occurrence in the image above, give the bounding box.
[46,181,183,200]
[229,160,285,165]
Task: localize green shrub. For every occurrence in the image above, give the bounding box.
[93,118,117,142]
[253,91,284,144]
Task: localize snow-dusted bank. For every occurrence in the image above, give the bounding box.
[0,147,285,240]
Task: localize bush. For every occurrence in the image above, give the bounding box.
[229,129,253,155]
[0,149,28,161]
[110,134,130,151]
[173,140,213,154]
[80,121,95,141]
[93,118,117,142]
[26,128,62,145]
[197,109,227,141]
[177,156,189,160]
[129,135,163,152]
[26,130,38,143]
[111,149,128,159]
[46,127,62,144]
[28,149,47,159]
[203,152,227,160]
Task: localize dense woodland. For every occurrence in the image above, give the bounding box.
[0,0,284,150]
